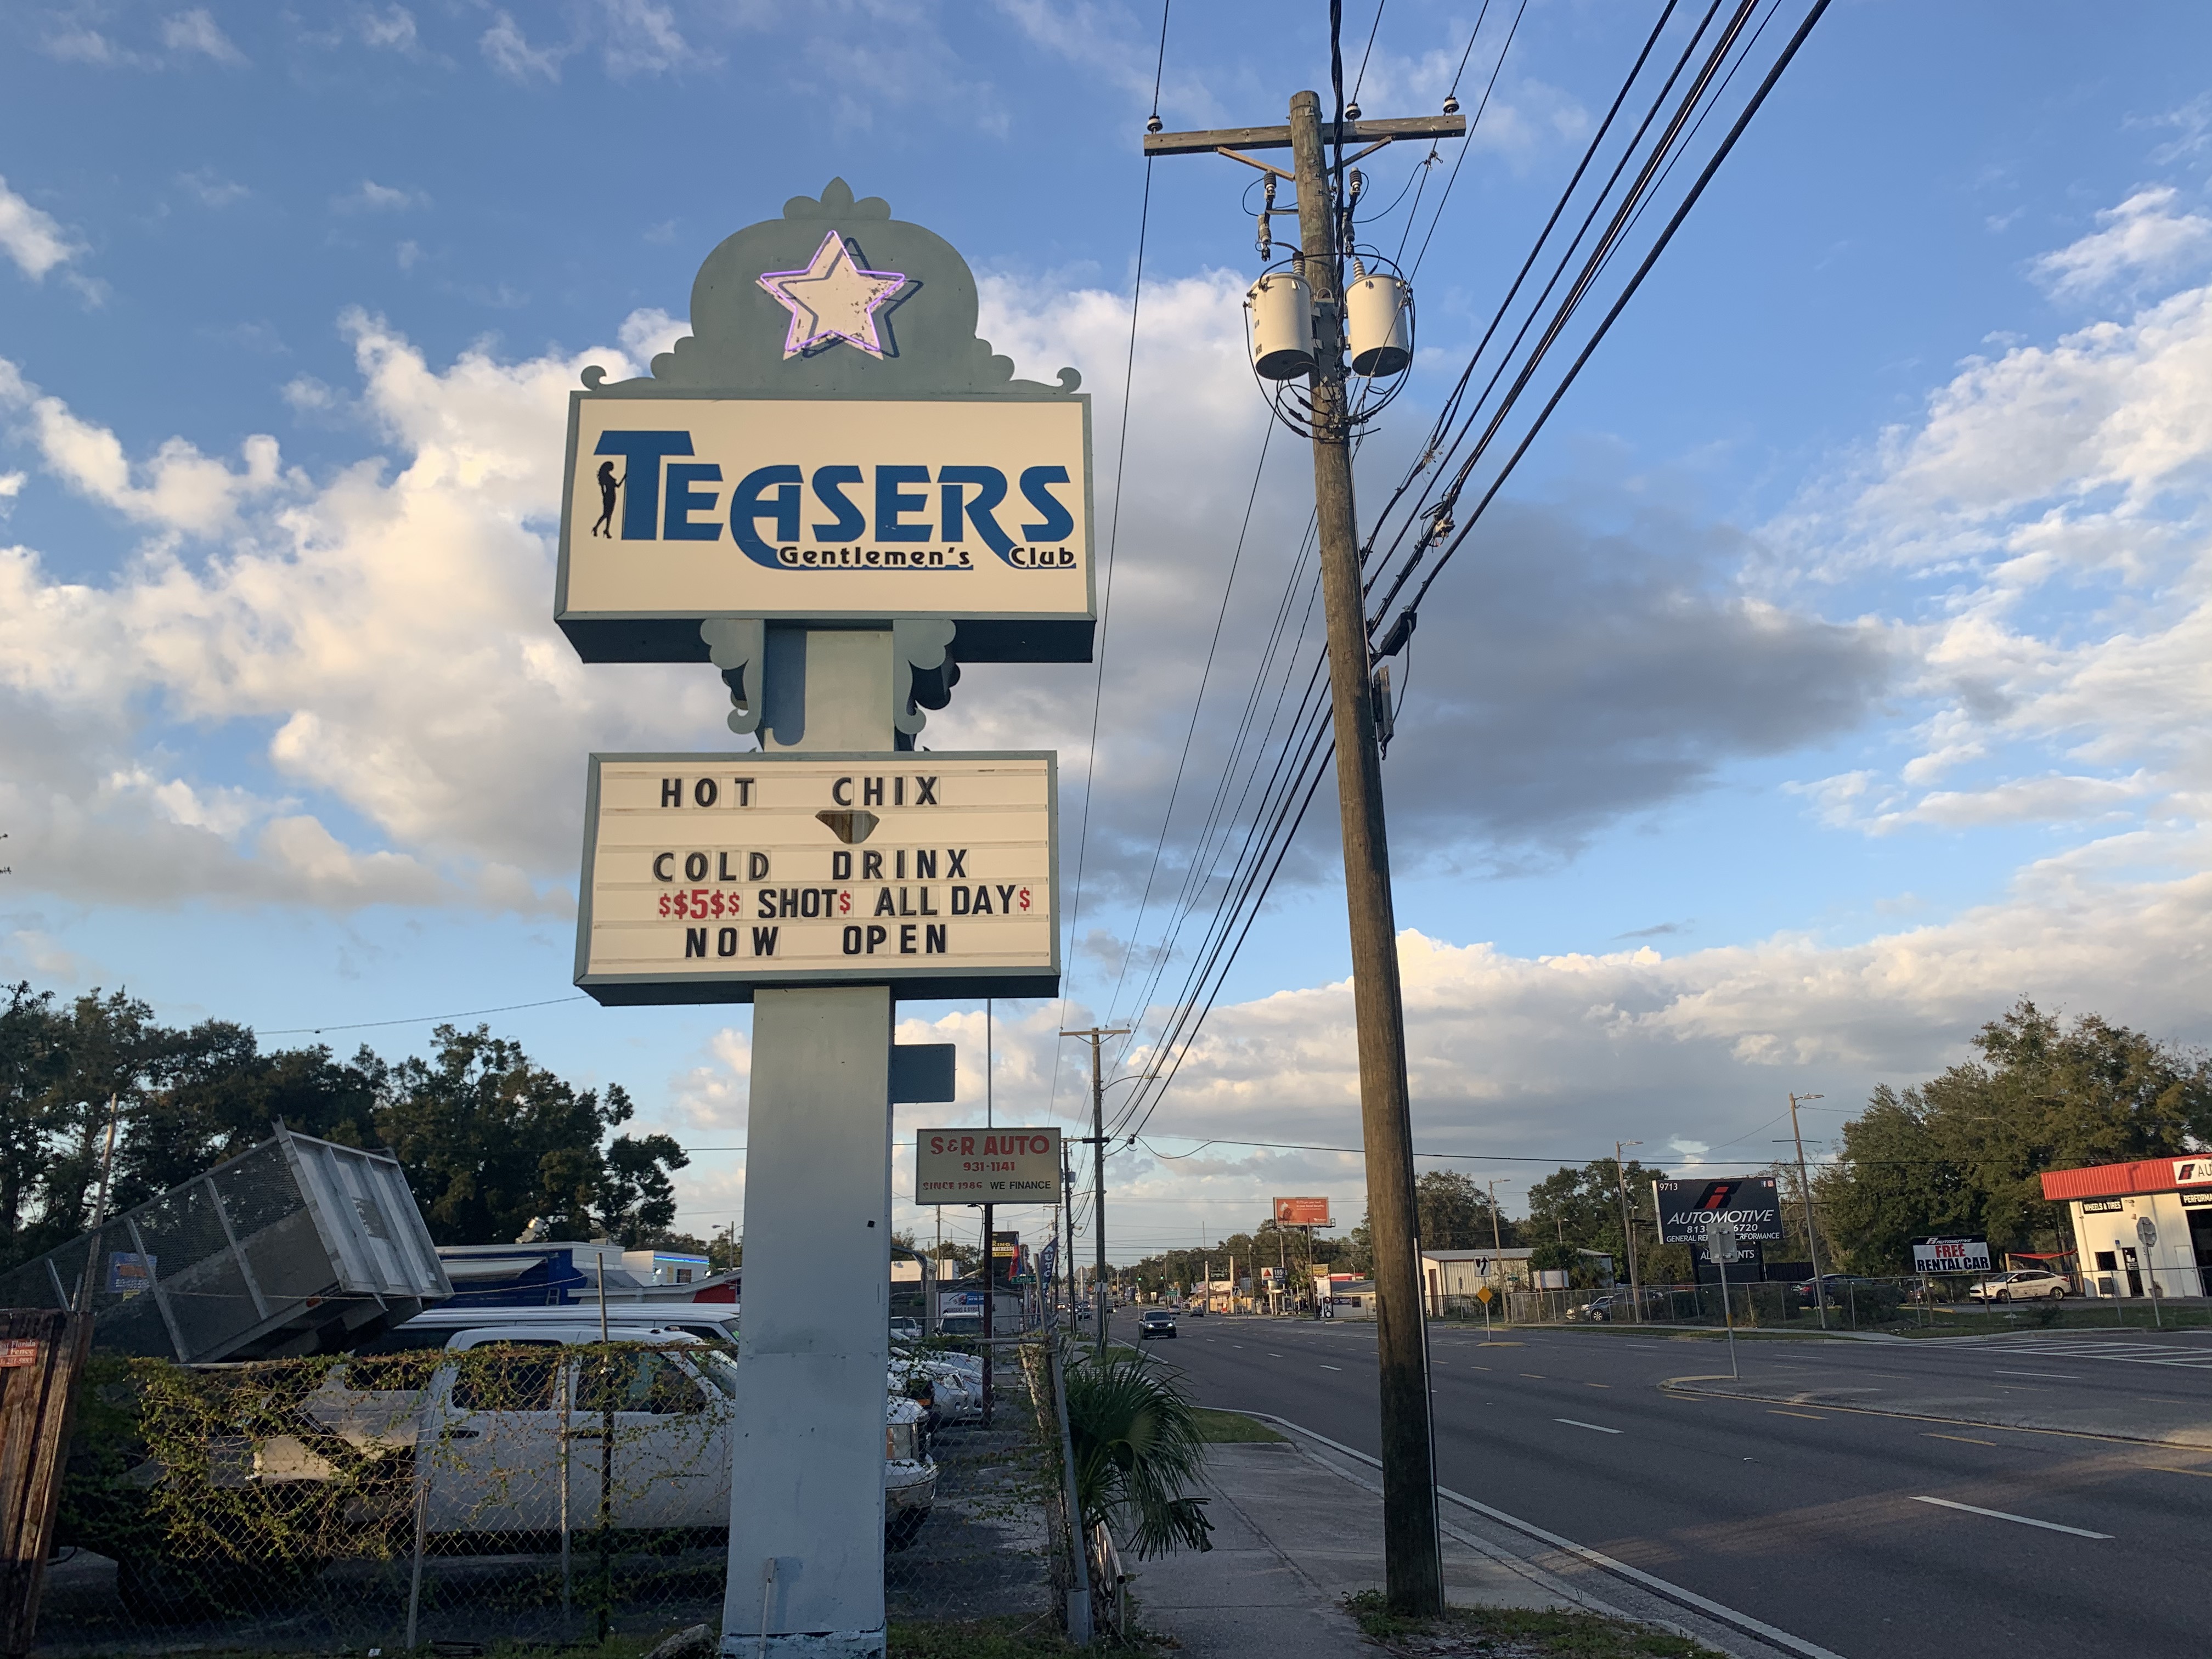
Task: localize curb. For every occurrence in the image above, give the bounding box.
[1226,1408,1844,1659]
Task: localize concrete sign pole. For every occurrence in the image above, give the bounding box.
[726,660,896,1659]
[554,181,1092,1659]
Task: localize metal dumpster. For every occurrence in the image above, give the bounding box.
[0,1127,450,1363]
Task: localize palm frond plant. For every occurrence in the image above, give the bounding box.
[1060,1344,1214,1558]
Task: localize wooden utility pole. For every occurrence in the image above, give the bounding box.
[1060,1026,1128,1363]
[1787,1094,1827,1331]
[1147,91,1463,1616]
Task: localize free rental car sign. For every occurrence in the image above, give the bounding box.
[574,751,1057,1003]
[1911,1236,1993,1274]
[915,1128,1063,1204]
[1652,1176,1784,1244]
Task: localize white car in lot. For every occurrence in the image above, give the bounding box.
[1968,1269,2072,1302]
[261,1321,936,1549]
[892,1346,985,1425]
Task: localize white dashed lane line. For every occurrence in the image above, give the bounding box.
[1321,1364,1342,1371]
[1554,1418,1621,1435]
[1911,1496,2111,1539]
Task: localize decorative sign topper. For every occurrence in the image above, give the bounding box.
[757,230,909,359]
[574,750,1058,1005]
[556,180,1094,667]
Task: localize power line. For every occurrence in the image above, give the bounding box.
[1070,1,1832,1159]
[259,995,591,1037]
[1052,0,1175,1112]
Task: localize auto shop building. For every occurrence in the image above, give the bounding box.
[2040,1155,2212,1299]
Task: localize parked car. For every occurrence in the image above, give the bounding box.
[889,1317,922,1343]
[1139,1310,1178,1340]
[1565,1290,1665,1322]
[1970,1269,2071,1302]
[1792,1275,1883,1308]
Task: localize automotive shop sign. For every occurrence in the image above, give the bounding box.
[914,1127,1062,1204]
[1653,1176,1784,1244]
[1911,1236,1991,1274]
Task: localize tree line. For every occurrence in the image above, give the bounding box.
[1121,1000,2212,1291]
[0,981,693,1273]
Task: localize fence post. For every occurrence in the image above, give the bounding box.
[1047,1342,1093,1646]
[404,1440,428,1651]
[0,1308,83,1659]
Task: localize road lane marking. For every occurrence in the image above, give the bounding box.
[1554,1417,1621,1435]
[1993,1370,2082,1380]
[1769,1410,1826,1420]
[1321,1364,1342,1371]
[1231,1412,1845,1659]
[1923,1432,1999,1447]
[1585,1381,1610,1388]
[1268,1352,1283,1357]
[1911,1496,2110,1539]
[1520,1373,1545,1379]
[2149,1465,2212,1479]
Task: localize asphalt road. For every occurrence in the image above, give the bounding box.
[1119,1310,2212,1659]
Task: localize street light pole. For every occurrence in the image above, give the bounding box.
[1787,1093,1827,1331]
[1613,1141,1643,1324]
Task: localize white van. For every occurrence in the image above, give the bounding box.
[253,1321,935,1549]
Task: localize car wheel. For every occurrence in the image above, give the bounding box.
[1996,1290,2011,1303]
[2051,1288,2067,1300]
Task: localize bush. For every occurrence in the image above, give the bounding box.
[1060,1347,1214,1558]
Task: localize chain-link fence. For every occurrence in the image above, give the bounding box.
[34,1336,1073,1656]
[1425,1274,2207,1331]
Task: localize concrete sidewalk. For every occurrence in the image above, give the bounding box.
[1131,1425,1810,1659]
[1131,1438,1585,1656]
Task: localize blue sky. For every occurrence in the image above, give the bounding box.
[8,2,2212,1261]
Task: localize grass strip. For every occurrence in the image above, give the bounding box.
[1192,1407,1288,1443]
[1346,1592,1728,1658]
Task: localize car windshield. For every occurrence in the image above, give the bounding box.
[692,1350,741,1399]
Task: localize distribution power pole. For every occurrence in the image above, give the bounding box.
[1147,88,1464,1617]
[1787,1093,1827,1330]
[1062,1025,1128,1362]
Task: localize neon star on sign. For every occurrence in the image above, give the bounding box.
[757,230,909,359]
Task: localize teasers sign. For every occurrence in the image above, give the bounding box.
[915,1127,1063,1205]
[557,394,1093,653]
[1911,1236,1993,1275]
[1653,1176,1784,1244]
[576,752,1057,1003]
[1273,1197,1333,1227]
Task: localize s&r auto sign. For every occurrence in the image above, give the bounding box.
[915,1128,1062,1204]
[556,394,1092,650]
[1652,1176,1784,1244]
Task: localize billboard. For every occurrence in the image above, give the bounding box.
[915,1127,1062,1205]
[575,751,1057,1003]
[1273,1197,1333,1227]
[556,393,1094,663]
[1653,1176,1783,1244]
[1911,1236,1992,1274]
